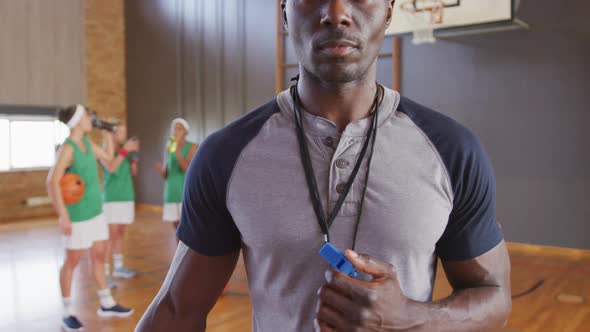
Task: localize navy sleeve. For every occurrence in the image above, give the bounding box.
[177,135,242,256]
[398,97,504,261]
[177,98,280,256]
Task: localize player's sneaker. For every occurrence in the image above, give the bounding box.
[97,304,134,318]
[62,316,84,331]
[112,266,137,279]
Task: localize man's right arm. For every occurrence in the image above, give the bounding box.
[135,242,239,331]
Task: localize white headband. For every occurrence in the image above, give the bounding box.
[67,105,85,129]
[171,118,190,132]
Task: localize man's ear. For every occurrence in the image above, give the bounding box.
[281,1,288,29]
[386,0,395,28]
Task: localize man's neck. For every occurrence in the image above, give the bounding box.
[296,68,378,133]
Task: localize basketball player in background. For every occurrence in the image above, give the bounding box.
[154,118,198,233]
[47,105,134,331]
[100,122,140,284]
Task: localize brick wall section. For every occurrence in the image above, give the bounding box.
[85,0,127,128]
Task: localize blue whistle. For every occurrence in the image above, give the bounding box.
[319,243,358,278]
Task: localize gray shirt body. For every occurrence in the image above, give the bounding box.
[178,87,503,331]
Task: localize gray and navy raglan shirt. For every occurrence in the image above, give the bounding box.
[177,87,504,332]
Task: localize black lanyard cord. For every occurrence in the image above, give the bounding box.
[291,87,331,240]
[351,85,383,250]
[290,82,383,247]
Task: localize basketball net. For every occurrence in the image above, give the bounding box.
[400,0,445,45]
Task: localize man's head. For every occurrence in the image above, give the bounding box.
[282,0,394,84]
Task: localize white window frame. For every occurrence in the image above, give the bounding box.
[0,114,68,173]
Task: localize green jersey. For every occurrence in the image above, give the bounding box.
[63,136,103,222]
[102,146,135,202]
[164,142,195,203]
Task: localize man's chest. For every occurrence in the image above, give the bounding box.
[226,131,453,256]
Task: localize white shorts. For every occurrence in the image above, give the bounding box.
[104,201,135,224]
[64,214,109,250]
[162,203,182,222]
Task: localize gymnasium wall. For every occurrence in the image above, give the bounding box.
[125,0,589,249]
[125,0,277,205]
[0,0,128,223]
[400,0,590,249]
[0,0,86,106]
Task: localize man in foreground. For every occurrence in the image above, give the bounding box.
[136,1,511,331]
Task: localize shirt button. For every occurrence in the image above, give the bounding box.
[335,159,348,169]
[336,183,346,194]
[324,137,335,148]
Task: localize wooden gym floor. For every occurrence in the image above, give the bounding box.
[0,210,588,332]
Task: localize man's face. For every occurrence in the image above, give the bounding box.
[283,0,393,83]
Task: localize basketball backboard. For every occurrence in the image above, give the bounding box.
[386,0,528,41]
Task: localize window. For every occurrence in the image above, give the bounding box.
[0,115,70,171]
[0,120,9,171]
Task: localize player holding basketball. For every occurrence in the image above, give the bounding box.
[100,122,140,283]
[154,118,198,232]
[47,105,134,331]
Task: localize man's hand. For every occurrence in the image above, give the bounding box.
[59,214,73,236]
[316,250,424,332]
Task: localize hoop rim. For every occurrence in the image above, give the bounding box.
[400,0,446,25]
[400,0,446,13]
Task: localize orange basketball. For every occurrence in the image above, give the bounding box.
[60,173,85,205]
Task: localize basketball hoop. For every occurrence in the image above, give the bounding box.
[400,0,445,45]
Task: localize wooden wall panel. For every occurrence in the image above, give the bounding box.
[126,0,277,204]
[222,0,246,126]
[177,0,270,141]
[0,171,54,222]
[0,0,85,106]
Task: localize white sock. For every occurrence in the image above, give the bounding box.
[113,254,124,270]
[63,297,74,318]
[105,264,110,276]
[97,288,117,308]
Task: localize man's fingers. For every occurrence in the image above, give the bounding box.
[318,285,357,317]
[317,319,336,332]
[346,250,396,279]
[328,271,373,306]
[316,303,347,332]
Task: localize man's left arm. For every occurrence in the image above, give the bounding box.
[316,242,511,332]
[424,241,511,331]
